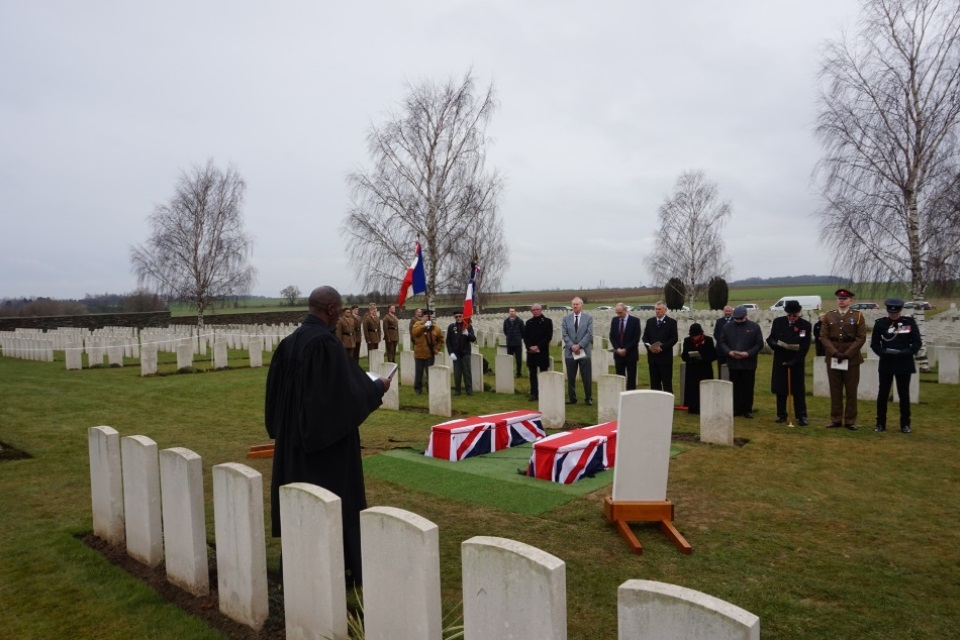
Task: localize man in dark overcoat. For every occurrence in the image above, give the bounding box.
[766,300,812,425]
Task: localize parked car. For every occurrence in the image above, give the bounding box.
[595,305,613,311]
[740,303,759,310]
[851,302,880,310]
[633,304,657,311]
[903,301,934,310]
[548,305,572,311]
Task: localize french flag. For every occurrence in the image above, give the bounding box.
[462,259,479,328]
[397,241,427,307]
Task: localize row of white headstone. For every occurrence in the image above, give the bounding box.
[87,391,760,639]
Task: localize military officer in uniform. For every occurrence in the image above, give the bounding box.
[870,297,923,433]
[338,307,357,358]
[351,305,363,362]
[362,303,382,352]
[819,288,868,430]
[382,305,400,363]
[766,300,812,425]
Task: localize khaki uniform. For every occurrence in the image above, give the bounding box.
[819,308,868,425]
[362,312,381,349]
[352,312,362,362]
[337,314,356,351]
[382,312,400,362]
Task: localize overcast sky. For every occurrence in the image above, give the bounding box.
[1,0,862,300]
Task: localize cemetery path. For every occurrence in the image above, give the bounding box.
[82,533,287,639]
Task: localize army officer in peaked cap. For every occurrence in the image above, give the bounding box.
[819,289,868,430]
[870,297,922,433]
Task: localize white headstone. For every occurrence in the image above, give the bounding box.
[369,347,384,372]
[812,356,829,397]
[140,343,158,376]
[400,350,415,387]
[428,364,452,417]
[938,347,959,384]
[362,507,442,640]
[612,390,673,502]
[858,358,879,400]
[538,371,566,430]
[213,339,228,369]
[159,447,209,596]
[66,341,83,370]
[470,353,483,393]
[462,536,566,640]
[213,463,269,630]
[495,354,515,394]
[700,380,734,446]
[176,342,194,370]
[618,579,760,640]
[121,435,163,567]
[249,337,263,368]
[88,426,125,545]
[377,362,399,410]
[279,483,347,640]
[598,374,626,423]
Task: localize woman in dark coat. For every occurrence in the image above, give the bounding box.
[680,323,717,414]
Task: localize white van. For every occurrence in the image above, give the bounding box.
[770,295,822,311]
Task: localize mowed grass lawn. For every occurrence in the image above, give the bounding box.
[1,344,959,639]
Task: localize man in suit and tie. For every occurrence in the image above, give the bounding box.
[609,303,641,390]
[713,305,734,378]
[642,301,679,393]
[561,297,594,405]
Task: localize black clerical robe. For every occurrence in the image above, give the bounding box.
[265,314,383,584]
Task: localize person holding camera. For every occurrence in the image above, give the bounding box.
[411,309,444,395]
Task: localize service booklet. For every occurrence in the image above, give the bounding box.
[367,362,398,382]
[776,340,800,351]
[830,357,849,371]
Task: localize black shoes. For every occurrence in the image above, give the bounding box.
[775,416,786,424]
[845,424,858,431]
[585,399,593,406]
[826,422,843,428]
[798,417,809,426]
[901,424,911,433]
[528,394,538,402]
[874,424,886,432]
[743,412,754,419]
[566,399,577,405]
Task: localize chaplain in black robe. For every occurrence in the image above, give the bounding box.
[265,286,387,586]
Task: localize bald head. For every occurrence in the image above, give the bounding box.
[308,286,343,329]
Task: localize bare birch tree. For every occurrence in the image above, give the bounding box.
[341,72,507,310]
[130,160,256,328]
[645,170,731,306]
[815,0,960,370]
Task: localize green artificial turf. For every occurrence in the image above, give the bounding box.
[363,444,684,515]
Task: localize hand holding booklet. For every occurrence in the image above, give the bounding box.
[686,351,701,360]
[830,357,849,371]
[367,362,398,382]
[776,340,800,352]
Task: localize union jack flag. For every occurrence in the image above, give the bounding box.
[425,410,545,462]
[527,421,618,484]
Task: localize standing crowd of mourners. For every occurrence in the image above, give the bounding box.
[263,286,926,586]
[329,290,924,433]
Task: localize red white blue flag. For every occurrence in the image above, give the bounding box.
[397,241,427,308]
[527,421,618,484]
[462,258,479,329]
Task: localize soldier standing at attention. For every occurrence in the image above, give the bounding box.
[382,305,400,363]
[819,289,868,430]
[362,303,382,353]
[351,305,362,362]
[870,298,922,433]
[338,307,357,358]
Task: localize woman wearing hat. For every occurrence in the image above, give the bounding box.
[870,298,922,433]
[680,323,717,414]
